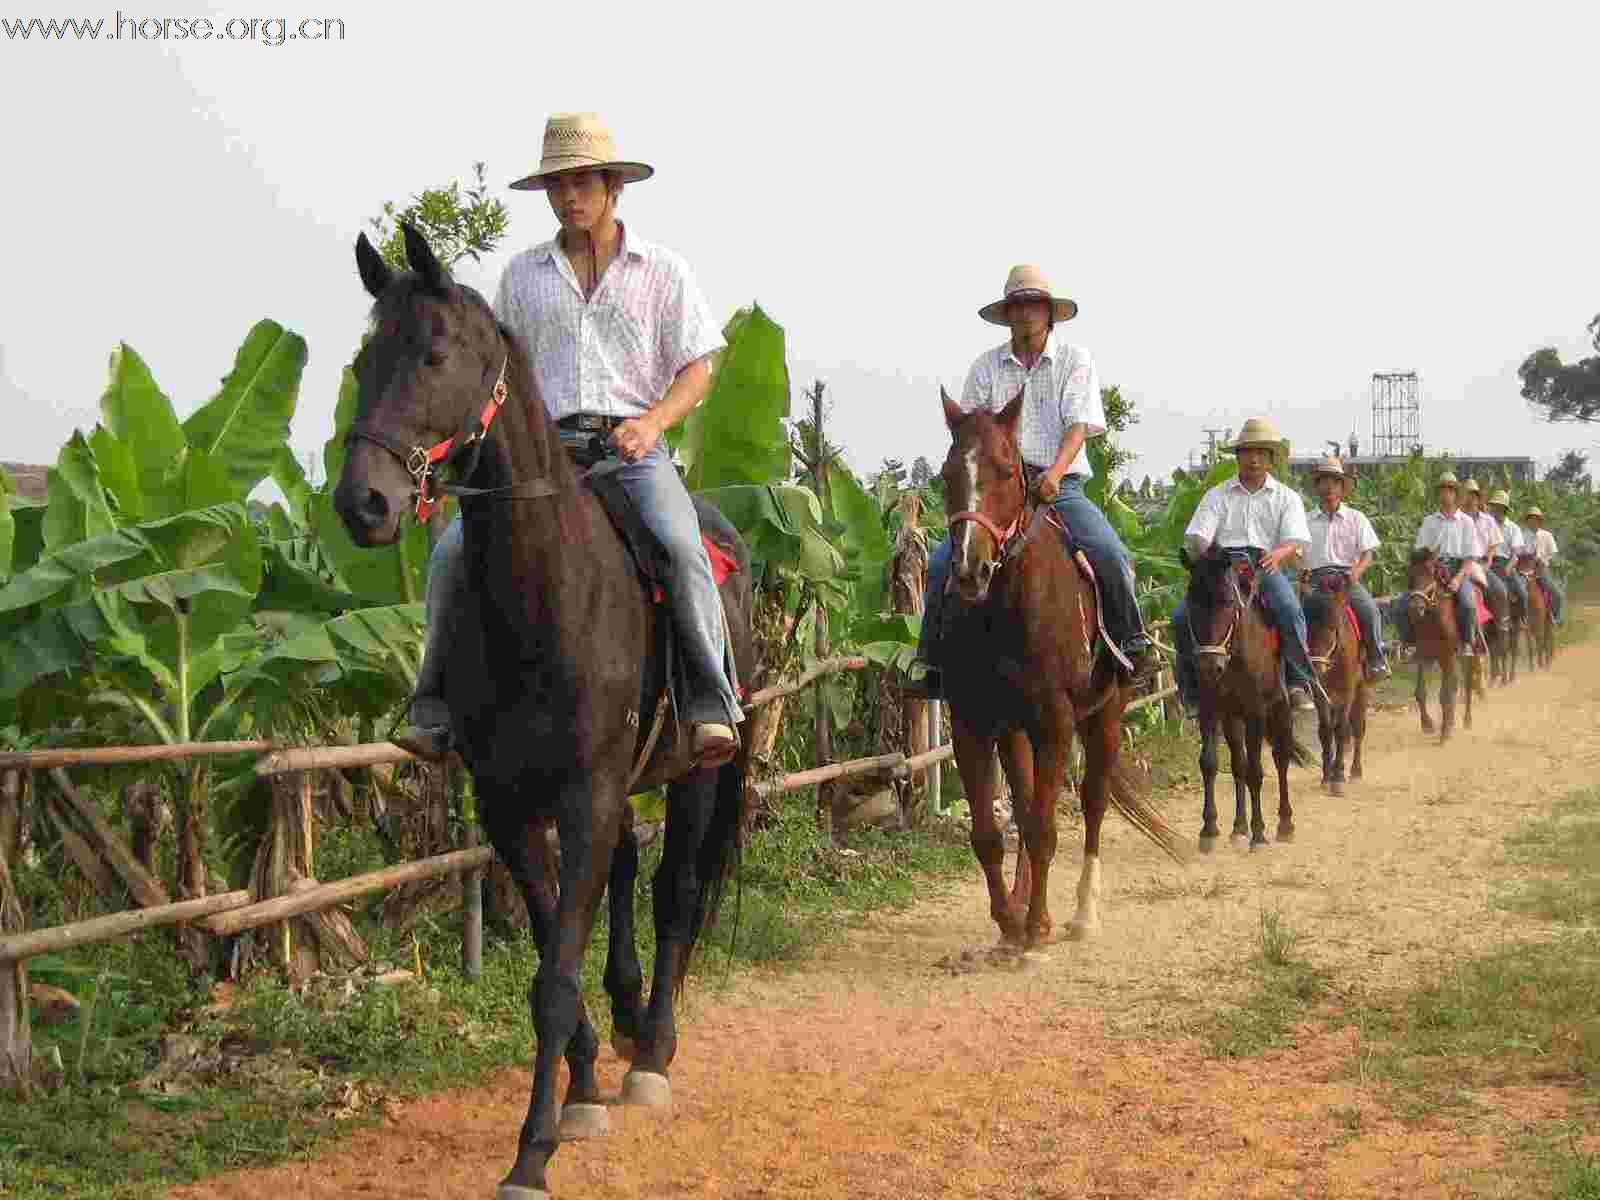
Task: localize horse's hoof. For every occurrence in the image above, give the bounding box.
[1250,837,1271,851]
[1067,918,1100,940]
[1328,781,1344,797]
[559,1102,611,1140]
[620,1070,672,1109]
[498,1187,552,1200]
[1230,832,1250,848]
[1276,826,1295,843]
[1019,949,1052,969]
[1198,834,1219,855]
[611,1032,637,1062]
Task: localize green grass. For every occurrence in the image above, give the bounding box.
[1498,788,1600,926]
[0,800,975,1199]
[1206,907,1330,1058]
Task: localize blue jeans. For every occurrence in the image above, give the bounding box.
[411,440,741,730]
[1172,565,1315,709]
[917,476,1146,666]
[1493,560,1528,615]
[1538,568,1566,623]
[1477,558,1508,622]
[1346,580,1387,667]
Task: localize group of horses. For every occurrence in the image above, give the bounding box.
[334,227,1556,1199]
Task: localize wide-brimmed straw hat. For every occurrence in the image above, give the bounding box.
[1225,417,1285,452]
[978,265,1079,325]
[1436,472,1460,488]
[1311,454,1354,491]
[1488,489,1512,508]
[1463,478,1483,494]
[1525,506,1545,519]
[509,112,653,191]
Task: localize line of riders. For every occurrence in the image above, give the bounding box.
[387,110,1567,759]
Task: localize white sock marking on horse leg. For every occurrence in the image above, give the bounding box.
[1071,854,1102,937]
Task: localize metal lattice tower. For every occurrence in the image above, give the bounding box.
[1370,371,1421,458]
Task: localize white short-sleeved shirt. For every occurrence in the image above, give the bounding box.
[957,333,1105,478]
[1183,473,1311,558]
[1304,503,1380,571]
[492,224,724,422]
[1531,527,1559,565]
[1466,510,1503,558]
[1413,510,1478,559]
[1492,518,1523,561]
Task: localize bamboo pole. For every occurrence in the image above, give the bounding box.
[751,751,906,801]
[257,743,416,776]
[204,847,494,937]
[0,890,253,962]
[893,743,955,779]
[1125,685,1179,712]
[0,740,274,771]
[742,655,867,713]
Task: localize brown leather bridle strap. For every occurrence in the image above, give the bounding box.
[946,508,1019,550]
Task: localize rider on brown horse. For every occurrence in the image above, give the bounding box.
[1171,417,1323,713]
[906,266,1155,698]
[1486,489,1528,623]
[396,113,741,768]
[1524,506,1567,625]
[1302,454,1390,680]
[1462,478,1509,634]
[1395,473,1484,656]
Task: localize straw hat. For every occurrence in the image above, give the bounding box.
[1436,472,1460,488]
[978,265,1079,325]
[508,112,653,191]
[1488,489,1511,508]
[1525,506,1545,520]
[1463,477,1482,494]
[1311,454,1354,492]
[1225,417,1284,452]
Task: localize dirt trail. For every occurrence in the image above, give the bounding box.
[174,619,1600,1200]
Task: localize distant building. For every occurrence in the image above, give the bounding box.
[1,462,48,502]
[1285,453,1536,488]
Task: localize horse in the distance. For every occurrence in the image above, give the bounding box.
[1183,548,1314,851]
[1477,573,1509,696]
[1518,548,1555,670]
[1405,548,1471,739]
[336,226,755,1200]
[1302,568,1367,797]
[1491,557,1522,685]
[933,389,1184,948]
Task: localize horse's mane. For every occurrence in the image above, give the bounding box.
[1184,552,1234,620]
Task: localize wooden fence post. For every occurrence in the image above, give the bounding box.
[0,769,29,1091]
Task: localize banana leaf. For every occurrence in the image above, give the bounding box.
[670,305,792,490]
[256,538,358,615]
[826,461,892,618]
[183,320,307,500]
[98,342,187,509]
[0,466,13,585]
[42,432,118,553]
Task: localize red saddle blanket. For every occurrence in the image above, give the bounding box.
[1475,594,1493,625]
[1343,603,1363,649]
[651,534,738,602]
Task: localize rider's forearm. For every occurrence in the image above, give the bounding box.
[644,354,714,435]
[1047,423,1088,479]
[1351,552,1373,582]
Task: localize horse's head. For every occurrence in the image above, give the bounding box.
[335,224,509,546]
[1406,547,1439,624]
[940,385,1026,605]
[1184,548,1245,689]
[1303,571,1349,679]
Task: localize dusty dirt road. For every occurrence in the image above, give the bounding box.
[174,620,1600,1200]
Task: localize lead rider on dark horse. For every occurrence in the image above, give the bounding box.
[396,112,742,769]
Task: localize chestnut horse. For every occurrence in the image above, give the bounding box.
[934,388,1183,947]
[1303,569,1367,797]
[1490,557,1522,685]
[1518,549,1555,670]
[1405,548,1471,739]
[336,227,755,1200]
[1184,548,1314,851]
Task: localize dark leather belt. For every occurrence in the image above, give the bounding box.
[558,413,626,435]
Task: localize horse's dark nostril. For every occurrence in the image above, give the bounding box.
[360,488,390,528]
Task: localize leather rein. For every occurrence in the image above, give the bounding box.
[1190,561,1256,668]
[344,348,556,523]
[944,461,1033,582]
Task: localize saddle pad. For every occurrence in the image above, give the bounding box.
[1475,594,1493,625]
[1343,603,1362,649]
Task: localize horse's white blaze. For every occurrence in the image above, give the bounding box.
[1070,854,1102,936]
[953,443,981,573]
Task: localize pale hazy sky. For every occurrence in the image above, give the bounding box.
[3,1,1597,493]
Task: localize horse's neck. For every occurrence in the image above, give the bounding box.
[466,387,581,587]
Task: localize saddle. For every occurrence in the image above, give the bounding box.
[1430,559,1494,625]
[1004,501,1136,675]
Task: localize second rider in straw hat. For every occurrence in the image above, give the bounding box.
[1397,473,1485,654]
[908,266,1156,697]
[1171,418,1324,712]
[397,113,742,767]
[1302,455,1391,680]
[1461,478,1509,632]
[1485,489,1529,621]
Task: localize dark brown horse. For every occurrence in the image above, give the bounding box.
[336,226,754,1200]
[1477,572,1509,697]
[1491,558,1522,685]
[1303,570,1367,797]
[1405,548,1471,739]
[1184,549,1313,851]
[1518,550,1555,670]
[934,389,1183,947]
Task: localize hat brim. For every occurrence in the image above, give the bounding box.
[1312,470,1352,487]
[1228,439,1283,452]
[509,159,654,190]
[979,292,1078,325]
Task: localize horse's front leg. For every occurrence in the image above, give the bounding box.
[500,783,622,1200]
[1416,659,1434,734]
[996,730,1036,924]
[603,805,647,1065]
[953,716,1023,943]
[1463,654,1476,730]
[1223,714,1252,847]
[1439,654,1457,742]
[1198,702,1222,853]
[1244,715,1268,849]
[1061,706,1119,942]
[1349,682,1368,781]
[1269,703,1297,841]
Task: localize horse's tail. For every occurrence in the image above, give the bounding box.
[677,749,745,995]
[1281,721,1316,770]
[1107,758,1190,865]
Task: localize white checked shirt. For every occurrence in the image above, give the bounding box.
[1304,502,1380,571]
[1492,518,1523,562]
[1530,527,1559,565]
[1413,510,1478,559]
[1183,473,1311,558]
[1466,510,1503,559]
[492,225,723,422]
[957,333,1104,478]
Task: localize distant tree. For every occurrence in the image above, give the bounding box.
[878,457,906,488]
[910,455,934,488]
[1546,449,1592,491]
[1097,384,1139,480]
[1519,313,1600,423]
[368,161,511,271]
[1139,474,1154,498]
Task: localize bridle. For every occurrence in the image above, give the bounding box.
[944,455,1028,586]
[1190,558,1254,668]
[345,347,555,522]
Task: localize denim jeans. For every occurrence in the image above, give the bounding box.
[1346,580,1387,667]
[1171,565,1316,709]
[410,440,741,731]
[917,476,1146,666]
[1493,559,1528,615]
[1477,558,1508,622]
[1538,568,1566,623]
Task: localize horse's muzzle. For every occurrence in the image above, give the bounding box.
[952,557,996,604]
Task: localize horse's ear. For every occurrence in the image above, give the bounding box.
[941,385,964,431]
[997,386,1025,436]
[401,222,448,293]
[355,232,393,299]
